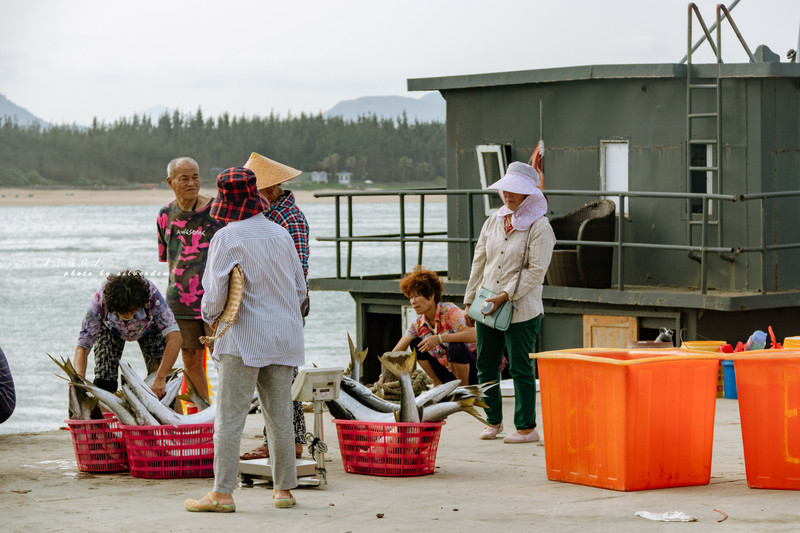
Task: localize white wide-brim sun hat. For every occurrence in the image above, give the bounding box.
[487,161,540,195]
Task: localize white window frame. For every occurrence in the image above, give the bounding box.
[699,144,715,216]
[600,140,629,216]
[401,305,416,334]
[476,144,508,216]
[705,143,714,215]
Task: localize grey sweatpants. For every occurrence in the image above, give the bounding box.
[213,353,297,493]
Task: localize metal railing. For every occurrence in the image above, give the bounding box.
[313,188,800,295]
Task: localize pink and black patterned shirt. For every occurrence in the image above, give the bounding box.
[157,200,223,320]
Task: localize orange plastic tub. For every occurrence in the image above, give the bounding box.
[537,348,719,491]
[734,351,800,490]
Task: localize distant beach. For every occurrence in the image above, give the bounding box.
[0,187,445,206]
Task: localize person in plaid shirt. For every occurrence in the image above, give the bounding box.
[239,152,310,461]
[392,266,478,386]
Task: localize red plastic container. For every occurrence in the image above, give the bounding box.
[65,414,127,473]
[538,349,718,491]
[333,419,444,477]
[735,352,800,489]
[120,423,214,479]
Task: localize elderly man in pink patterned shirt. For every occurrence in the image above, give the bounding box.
[157,156,222,402]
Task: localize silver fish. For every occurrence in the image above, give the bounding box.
[176,370,211,411]
[340,376,399,413]
[422,397,487,424]
[54,355,103,420]
[121,362,219,425]
[326,389,395,423]
[49,353,136,425]
[68,381,103,420]
[119,362,182,425]
[378,351,421,423]
[452,381,499,399]
[121,384,160,426]
[347,332,368,382]
[70,380,138,426]
[160,375,184,408]
[415,379,462,409]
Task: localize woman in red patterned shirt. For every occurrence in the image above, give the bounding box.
[392,266,477,385]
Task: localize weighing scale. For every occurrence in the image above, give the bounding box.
[239,367,343,488]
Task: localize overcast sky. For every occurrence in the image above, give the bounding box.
[2,0,798,125]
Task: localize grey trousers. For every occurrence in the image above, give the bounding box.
[213,353,297,493]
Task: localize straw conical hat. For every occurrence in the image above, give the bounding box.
[244,152,302,190]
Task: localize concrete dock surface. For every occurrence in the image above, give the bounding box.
[1,396,798,532]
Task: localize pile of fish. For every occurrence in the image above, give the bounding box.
[50,354,214,426]
[326,350,495,425]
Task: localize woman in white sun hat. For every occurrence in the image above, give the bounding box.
[464,161,555,444]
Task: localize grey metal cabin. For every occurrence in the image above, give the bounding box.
[312,10,800,381]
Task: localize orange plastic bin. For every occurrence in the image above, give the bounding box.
[537,348,719,491]
[734,351,800,490]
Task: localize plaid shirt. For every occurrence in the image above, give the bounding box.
[264,190,309,283]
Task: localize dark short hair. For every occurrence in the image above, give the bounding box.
[103,270,150,314]
[399,265,443,303]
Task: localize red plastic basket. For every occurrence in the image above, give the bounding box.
[65,414,127,473]
[333,419,444,477]
[120,423,214,479]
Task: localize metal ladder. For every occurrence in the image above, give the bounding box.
[684,2,755,288]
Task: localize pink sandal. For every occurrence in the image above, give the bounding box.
[478,423,503,440]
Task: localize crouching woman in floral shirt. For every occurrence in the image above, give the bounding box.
[74,270,182,398]
[392,266,477,386]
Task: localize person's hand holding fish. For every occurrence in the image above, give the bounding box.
[150,375,167,399]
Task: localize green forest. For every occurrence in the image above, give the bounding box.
[0,109,445,188]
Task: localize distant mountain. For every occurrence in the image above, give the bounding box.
[323,93,445,123]
[134,105,170,121]
[0,93,49,128]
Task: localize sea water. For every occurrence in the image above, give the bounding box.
[0,199,447,434]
